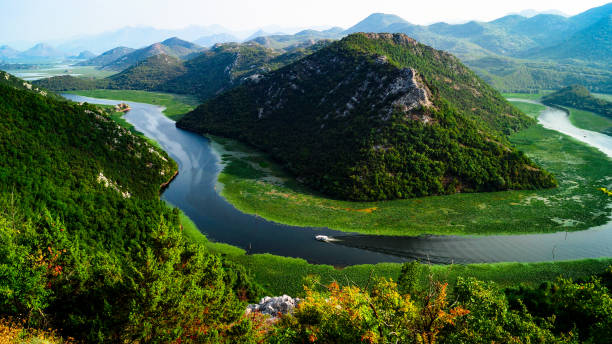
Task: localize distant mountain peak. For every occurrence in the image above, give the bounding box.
[75,50,96,59]
[345,13,410,34]
[515,9,569,18]
[0,45,20,59]
[21,43,64,58]
[194,33,239,47]
[161,36,198,48]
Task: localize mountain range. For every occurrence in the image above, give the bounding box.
[0,43,97,63]
[36,40,329,100]
[343,3,612,62]
[15,2,612,95]
[5,3,611,67]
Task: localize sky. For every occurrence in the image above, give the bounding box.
[1,0,610,45]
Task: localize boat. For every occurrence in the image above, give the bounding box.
[315,235,330,242]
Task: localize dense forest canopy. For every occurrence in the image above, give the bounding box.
[542,84,612,118]
[177,33,556,201]
[0,73,260,342]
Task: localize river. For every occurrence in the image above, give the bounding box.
[508,98,612,158]
[63,94,612,266]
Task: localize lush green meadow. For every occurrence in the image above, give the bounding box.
[502,91,551,101]
[594,93,612,102]
[568,107,612,134]
[210,118,611,236]
[67,89,199,119]
[509,101,546,119]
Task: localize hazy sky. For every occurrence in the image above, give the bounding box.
[1,0,610,43]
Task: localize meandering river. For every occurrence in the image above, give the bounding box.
[63,94,612,266]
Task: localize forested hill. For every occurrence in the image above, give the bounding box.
[158,41,327,100]
[108,53,187,90]
[76,46,135,67]
[0,72,258,342]
[178,33,556,201]
[542,85,612,118]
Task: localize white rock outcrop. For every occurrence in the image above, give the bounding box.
[246,295,300,316]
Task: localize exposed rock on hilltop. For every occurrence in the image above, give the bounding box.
[178,33,556,201]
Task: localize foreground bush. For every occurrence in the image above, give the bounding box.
[262,262,612,343]
[0,317,74,344]
[0,205,262,343]
[267,277,468,343]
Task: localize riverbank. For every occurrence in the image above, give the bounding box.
[175,206,612,295]
[568,106,612,136]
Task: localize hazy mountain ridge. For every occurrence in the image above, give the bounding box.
[177,33,556,201]
[35,41,327,100]
[342,3,612,61]
[98,37,203,70]
[195,33,240,47]
[75,46,136,66]
[525,14,612,64]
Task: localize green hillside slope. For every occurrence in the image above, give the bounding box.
[0,73,257,342]
[178,33,556,201]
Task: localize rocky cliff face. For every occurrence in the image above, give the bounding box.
[246,295,300,317]
[256,55,433,123]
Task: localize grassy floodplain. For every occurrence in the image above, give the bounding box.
[66,89,199,119]
[209,119,611,236]
[568,107,612,135]
[7,65,116,80]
